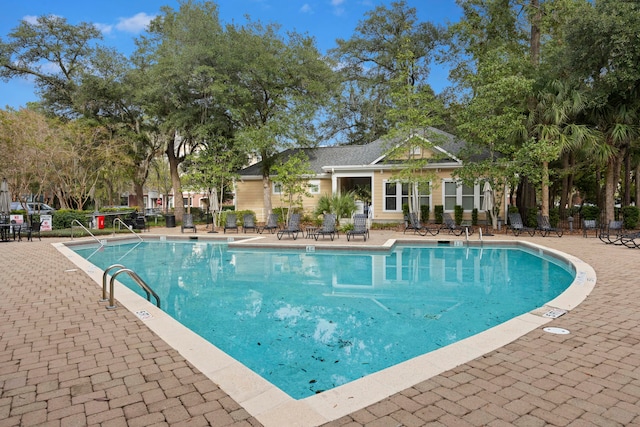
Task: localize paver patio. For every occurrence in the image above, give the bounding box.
[0,226,638,426]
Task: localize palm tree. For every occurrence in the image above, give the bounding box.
[527,80,594,218]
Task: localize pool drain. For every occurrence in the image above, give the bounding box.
[543,327,570,335]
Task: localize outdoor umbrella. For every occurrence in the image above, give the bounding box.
[208,187,220,233]
[0,178,10,217]
[481,181,494,235]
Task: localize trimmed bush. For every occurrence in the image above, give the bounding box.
[454,205,463,225]
[434,205,443,224]
[622,206,639,229]
[526,207,538,228]
[472,208,478,226]
[420,205,430,223]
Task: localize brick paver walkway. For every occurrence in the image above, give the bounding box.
[1,227,638,426]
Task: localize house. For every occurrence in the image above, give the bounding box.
[235,128,502,224]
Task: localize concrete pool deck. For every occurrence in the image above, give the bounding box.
[1,225,638,426]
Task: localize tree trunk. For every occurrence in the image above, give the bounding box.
[166,133,184,223]
[623,143,631,206]
[635,162,640,208]
[262,174,272,220]
[604,154,621,223]
[541,160,549,218]
[530,0,541,66]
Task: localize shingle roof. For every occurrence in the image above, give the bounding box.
[238,127,472,176]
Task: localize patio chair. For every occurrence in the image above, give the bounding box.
[405,212,438,236]
[599,220,624,245]
[314,214,337,241]
[242,214,258,233]
[440,213,464,236]
[260,213,279,234]
[181,213,197,233]
[535,214,563,237]
[620,231,640,249]
[508,212,534,236]
[277,213,301,240]
[223,213,239,233]
[582,219,598,238]
[347,214,370,241]
[27,220,41,241]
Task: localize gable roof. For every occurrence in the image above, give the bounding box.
[238,127,473,177]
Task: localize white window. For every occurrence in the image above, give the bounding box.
[308,180,320,194]
[384,181,431,212]
[272,182,282,195]
[442,180,481,211]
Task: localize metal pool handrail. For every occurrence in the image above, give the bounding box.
[71,219,104,246]
[101,264,160,309]
[112,217,143,242]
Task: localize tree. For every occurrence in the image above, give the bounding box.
[136,0,230,222]
[0,15,102,117]
[270,152,315,225]
[383,34,445,217]
[224,20,336,217]
[327,0,444,145]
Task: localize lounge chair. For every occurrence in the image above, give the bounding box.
[260,213,279,234]
[347,214,369,241]
[242,214,258,233]
[582,219,597,238]
[535,214,563,237]
[405,212,438,236]
[508,212,534,236]
[314,214,337,241]
[277,213,301,240]
[440,213,464,236]
[620,231,640,249]
[223,213,239,233]
[181,213,197,233]
[599,220,624,245]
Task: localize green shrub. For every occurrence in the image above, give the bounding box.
[579,205,600,221]
[622,205,640,229]
[549,207,560,228]
[53,209,91,229]
[526,207,538,228]
[434,205,444,224]
[454,205,463,225]
[471,208,478,226]
[420,205,430,223]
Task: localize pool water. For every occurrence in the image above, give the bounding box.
[73,241,574,399]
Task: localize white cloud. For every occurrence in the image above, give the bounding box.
[115,12,155,34]
[22,15,39,25]
[300,3,313,13]
[330,0,346,16]
[94,23,113,35]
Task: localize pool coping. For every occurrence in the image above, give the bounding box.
[54,236,596,427]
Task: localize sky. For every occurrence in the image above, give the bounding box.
[0,0,462,109]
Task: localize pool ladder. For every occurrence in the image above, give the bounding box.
[464,226,483,245]
[102,264,161,309]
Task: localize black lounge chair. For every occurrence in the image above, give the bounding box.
[508,212,534,236]
[535,214,563,237]
[181,213,197,233]
[260,213,279,234]
[620,231,640,249]
[440,213,464,236]
[582,219,598,238]
[599,220,624,245]
[277,213,301,240]
[242,214,258,233]
[347,214,369,241]
[223,213,239,233]
[314,214,337,241]
[405,212,438,236]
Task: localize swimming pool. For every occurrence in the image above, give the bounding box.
[69,239,575,400]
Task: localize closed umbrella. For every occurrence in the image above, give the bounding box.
[0,178,10,217]
[208,187,220,233]
[481,181,494,235]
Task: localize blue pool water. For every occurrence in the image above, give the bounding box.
[72,241,574,399]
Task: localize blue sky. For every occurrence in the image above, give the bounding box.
[0,0,462,109]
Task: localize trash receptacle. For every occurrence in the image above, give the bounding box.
[97,215,105,230]
[165,214,176,228]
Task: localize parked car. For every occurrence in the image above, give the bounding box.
[10,202,56,215]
